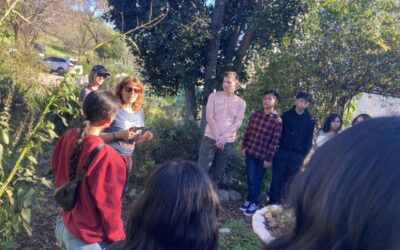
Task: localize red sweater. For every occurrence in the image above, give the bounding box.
[51,129,127,243]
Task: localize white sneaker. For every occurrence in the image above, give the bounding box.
[239,200,251,211]
[244,203,259,217]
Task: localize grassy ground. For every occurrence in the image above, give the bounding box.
[219,219,262,250]
[37,36,73,57]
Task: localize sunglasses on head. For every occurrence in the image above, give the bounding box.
[124,86,141,94]
[97,73,108,78]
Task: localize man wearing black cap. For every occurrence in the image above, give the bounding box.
[79,65,110,101]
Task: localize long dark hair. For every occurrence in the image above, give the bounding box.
[352,113,372,125]
[266,117,400,250]
[322,113,342,133]
[124,160,220,250]
[69,90,119,180]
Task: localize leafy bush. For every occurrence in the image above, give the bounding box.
[132,117,202,186]
[0,73,81,248]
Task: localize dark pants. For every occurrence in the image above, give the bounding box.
[198,136,234,182]
[245,154,266,204]
[269,149,304,204]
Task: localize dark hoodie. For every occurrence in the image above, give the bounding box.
[278,106,315,156]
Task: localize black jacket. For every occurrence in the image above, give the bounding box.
[278,107,315,156]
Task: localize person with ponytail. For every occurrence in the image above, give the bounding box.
[51,90,127,249]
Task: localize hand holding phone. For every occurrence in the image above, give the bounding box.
[129,126,144,132]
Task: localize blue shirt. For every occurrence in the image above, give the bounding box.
[105,108,145,156]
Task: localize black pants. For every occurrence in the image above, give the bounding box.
[269,149,304,204]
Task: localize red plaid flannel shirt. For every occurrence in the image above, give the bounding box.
[241,111,282,162]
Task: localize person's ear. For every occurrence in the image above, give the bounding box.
[100,117,114,127]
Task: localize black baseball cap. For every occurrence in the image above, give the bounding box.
[91,65,110,76]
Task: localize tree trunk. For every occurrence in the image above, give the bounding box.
[183,83,197,122]
[233,29,256,73]
[223,5,246,66]
[200,0,226,131]
[224,26,241,66]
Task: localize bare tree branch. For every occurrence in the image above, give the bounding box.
[90,5,169,53]
[0,0,22,25]
[11,9,32,24]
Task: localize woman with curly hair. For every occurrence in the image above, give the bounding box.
[101,76,153,171]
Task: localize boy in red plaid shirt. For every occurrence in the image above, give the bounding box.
[240,90,282,216]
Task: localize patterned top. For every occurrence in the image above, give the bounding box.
[241,111,282,162]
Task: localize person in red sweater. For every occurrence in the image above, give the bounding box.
[52,90,127,249]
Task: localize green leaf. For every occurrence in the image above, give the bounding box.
[27,156,37,165]
[40,177,54,189]
[20,208,31,223]
[59,116,68,127]
[0,143,3,162]
[22,188,35,208]
[48,130,58,140]
[0,121,9,128]
[1,130,9,145]
[6,189,14,206]
[21,219,32,237]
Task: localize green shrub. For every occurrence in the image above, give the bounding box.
[0,73,81,248]
[131,118,202,186]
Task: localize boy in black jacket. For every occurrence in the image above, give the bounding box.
[269,92,315,204]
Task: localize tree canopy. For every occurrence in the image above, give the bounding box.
[106,0,306,121]
[245,0,400,125]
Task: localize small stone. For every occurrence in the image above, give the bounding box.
[219,227,231,234]
[228,190,242,201]
[218,189,230,201]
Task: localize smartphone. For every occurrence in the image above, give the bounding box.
[129,126,144,132]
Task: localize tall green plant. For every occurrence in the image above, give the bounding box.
[0,76,81,248]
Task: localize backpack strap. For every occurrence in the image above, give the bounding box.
[76,142,104,181]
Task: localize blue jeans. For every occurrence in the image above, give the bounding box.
[245,154,266,203]
[55,214,109,250]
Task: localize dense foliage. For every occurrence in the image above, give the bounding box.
[246,0,400,126]
[106,0,307,121]
[0,22,82,247]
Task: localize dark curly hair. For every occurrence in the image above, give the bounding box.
[322,113,342,133]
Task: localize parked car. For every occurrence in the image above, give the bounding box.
[42,56,83,76]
